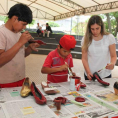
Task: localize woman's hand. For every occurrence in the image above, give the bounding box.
[106,63,114,70]
[87,72,93,80]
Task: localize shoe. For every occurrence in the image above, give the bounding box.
[31,82,46,105]
[93,72,110,86]
[41,81,57,95]
[20,77,31,97]
[28,40,46,45]
[80,82,86,88]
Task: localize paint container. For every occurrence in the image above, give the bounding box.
[70,76,81,91]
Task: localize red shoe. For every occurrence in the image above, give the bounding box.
[31,82,46,105]
[93,72,110,86]
[28,40,46,45]
[80,82,86,88]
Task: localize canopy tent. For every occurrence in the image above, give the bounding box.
[0,0,118,21]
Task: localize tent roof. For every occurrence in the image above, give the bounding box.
[0,0,118,21]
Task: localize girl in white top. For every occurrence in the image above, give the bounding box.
[81,15,117,80]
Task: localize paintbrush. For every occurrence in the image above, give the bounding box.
[98,67,106,72]
[22,29,34,40]
[66,99,85,107]
[65,62,73,76]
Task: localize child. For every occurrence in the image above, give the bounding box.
[0,3,40,88]
[41,35,76,83]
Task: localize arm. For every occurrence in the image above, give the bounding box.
[82,50,93,80]
[0,43,23,67]
[41,64,68,74]
[106,44,117,70]
[41,53,69,74]
[0,31,32,67]
[68,57,76,76]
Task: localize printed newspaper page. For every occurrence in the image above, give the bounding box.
[91,89,118,109]
[1,99,58,118]
[0,104,6,118]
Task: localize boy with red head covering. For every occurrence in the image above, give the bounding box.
[41,35,76,83]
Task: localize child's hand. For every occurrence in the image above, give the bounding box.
[28,43,40,52]
[18,31,32,45]
[72,72,76,76]
[69,72,76,78]
[60,64,68,71]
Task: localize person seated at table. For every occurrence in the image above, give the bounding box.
[81,15,117,80]
[0,3,40,88]
[41,35,76,83]
[43,23,53,37]
[36,23,42,37]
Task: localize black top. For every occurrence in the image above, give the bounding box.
[46,26,53,33]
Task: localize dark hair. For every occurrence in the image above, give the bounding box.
[46,23,49,25]
[59,44,63,49]
[7,3,32,24]
[59,44,74,50]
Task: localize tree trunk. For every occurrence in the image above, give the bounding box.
[115,17,118,36]
[105,13,112,33]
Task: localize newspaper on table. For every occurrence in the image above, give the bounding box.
[60,91,114,118]
[46,95,76,118]
[0,87,34,102]
[0,78,118,118]
[91,89,118,109]
[1,99,58,118]
[0,104,6,118]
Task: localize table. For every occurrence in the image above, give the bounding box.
[0,78,118,118]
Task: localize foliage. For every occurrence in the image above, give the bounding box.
[100,13,118,36]
[72,19,88,35]
[27,20,36,28]
[0,15,6,21]
[48,21,60,27]
[4,17,9,23]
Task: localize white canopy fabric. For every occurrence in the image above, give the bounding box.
[0,0,118,21]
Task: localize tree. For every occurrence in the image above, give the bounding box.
[100,13,117,36]
[4,17,9,23]
[27,19,36,28]
[48,21,60,27]
[110,12,118,36]
[105,13,111,33]
[72,18,88,35]
[0,15,6,21]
